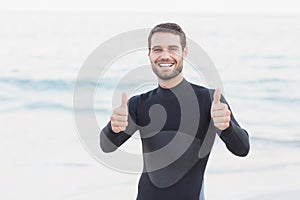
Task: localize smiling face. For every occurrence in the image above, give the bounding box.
[148,32,188,81]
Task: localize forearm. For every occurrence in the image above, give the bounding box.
[220,121,250,156]
[100,121,126,152]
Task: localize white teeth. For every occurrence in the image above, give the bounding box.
[159,63,173,67]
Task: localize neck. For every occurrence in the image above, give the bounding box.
[158,73,184,89]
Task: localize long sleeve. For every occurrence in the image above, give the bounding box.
[100,95,139,153]
[219,120,250,157]
[215,92,250,157]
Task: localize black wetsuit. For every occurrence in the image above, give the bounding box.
[100,79,250,200]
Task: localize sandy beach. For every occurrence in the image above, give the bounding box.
[1,111,299,199]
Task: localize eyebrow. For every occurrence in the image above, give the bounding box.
[151,45,180,49]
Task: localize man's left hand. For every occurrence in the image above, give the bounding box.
[211,88,231,131]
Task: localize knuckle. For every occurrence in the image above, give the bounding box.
[221,124,225,130]
[227,116,231,122]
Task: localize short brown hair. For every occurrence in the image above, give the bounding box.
[148,23,186,50]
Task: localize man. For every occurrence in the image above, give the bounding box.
[100,23,250,200]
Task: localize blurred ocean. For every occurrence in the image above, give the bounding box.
[0,11,300,199]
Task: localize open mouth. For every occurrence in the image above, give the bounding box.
[158,63,175,68]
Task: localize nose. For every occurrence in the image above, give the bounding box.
[160,49,171,60]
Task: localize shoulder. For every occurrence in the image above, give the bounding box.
[128,88,158,105]
[190,82,209,92]
[189,82,213,98]
[190,84,229,105]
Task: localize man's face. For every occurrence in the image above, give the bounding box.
[148,32,187,81]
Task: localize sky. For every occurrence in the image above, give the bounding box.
[1,0,300,14]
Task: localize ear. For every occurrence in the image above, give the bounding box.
[183,46,188,58]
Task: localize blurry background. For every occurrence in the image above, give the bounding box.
[1,0,300,199]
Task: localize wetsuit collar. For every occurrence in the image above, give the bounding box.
[157,78,190,99]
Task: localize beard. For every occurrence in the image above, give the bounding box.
[151,58,183,80]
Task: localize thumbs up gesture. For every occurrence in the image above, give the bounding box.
[110,92,129,133]
[211,88,231,131]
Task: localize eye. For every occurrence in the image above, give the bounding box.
[152,48,162,53]
[169,46,179,52]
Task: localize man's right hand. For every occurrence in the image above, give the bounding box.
[110,92,128,133]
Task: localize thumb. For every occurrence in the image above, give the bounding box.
[213,88,221,104]
[121,92,128,109]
